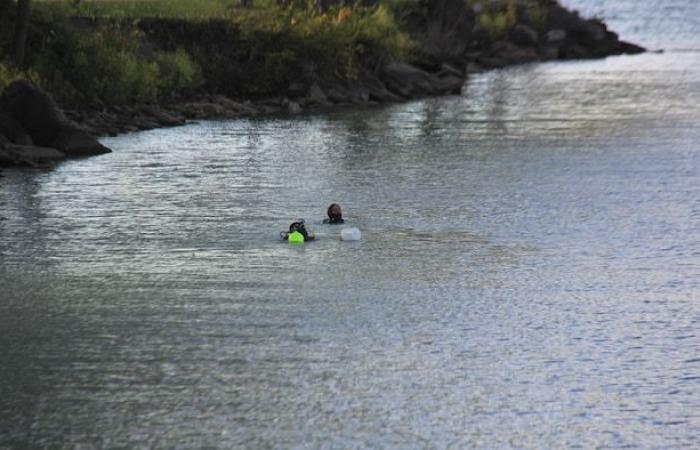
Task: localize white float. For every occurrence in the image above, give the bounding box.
[340,227,361,241]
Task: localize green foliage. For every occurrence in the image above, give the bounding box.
[36,24,202,106]
[477,0,517,40]
[36,0,236,20]
[0,64,36,91]
[23,1,415,102]
[525,2,547,31]
[155,48,203,92]
[382,0,422,17]
[233,4,413,81]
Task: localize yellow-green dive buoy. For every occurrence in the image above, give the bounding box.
[288,231,305,244]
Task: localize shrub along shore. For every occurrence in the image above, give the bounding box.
[0,0,643,167]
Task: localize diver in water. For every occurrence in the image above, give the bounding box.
[323,203,344,224]
[281,219,315,241]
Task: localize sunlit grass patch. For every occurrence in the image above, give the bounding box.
[37,0,236,20]
[231,4,413,79]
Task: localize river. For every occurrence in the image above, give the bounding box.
[1,1,699,448]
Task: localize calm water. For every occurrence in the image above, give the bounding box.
[2,1,700,448]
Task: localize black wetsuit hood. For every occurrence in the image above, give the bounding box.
[325,203,344,224]
[289,220,309,239]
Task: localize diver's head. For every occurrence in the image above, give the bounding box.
[289,219,306,233]
[327,203,342,221]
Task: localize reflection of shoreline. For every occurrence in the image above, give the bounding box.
[0,169,56,272]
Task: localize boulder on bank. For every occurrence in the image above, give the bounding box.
[382,63,437,98]
[359,70,403,102]
[543,3,644,57]
[0,109,32,146]
[0,81,111,157]
[381,63,465,98]
[306,83,330,106]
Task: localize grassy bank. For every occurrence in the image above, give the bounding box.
[0,0,413,108]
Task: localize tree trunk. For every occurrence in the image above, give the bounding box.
[0,0,11,22]
[12,0,30,66]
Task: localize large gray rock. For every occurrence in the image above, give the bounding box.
[140,105,186,127]
[306,83,329,105]
[51,128,110,157]
[546,5,605,48]
[547,29,567,44]
[286,100,302,114]
[0,81,110,157]
[428,72,465,95]
[360,70,403,102]
[326,83,371,105]
[382,63,436,98]
[0,109,32,145]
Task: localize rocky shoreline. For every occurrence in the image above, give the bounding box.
[1,0,644,167]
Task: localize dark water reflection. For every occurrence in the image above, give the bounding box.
[2,5,700,449]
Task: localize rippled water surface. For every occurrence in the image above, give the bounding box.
[2,1,700,448]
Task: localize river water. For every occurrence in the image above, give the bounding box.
[1,1,699,448]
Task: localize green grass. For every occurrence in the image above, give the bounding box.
[0,63,38,92]
[36,0,237,20]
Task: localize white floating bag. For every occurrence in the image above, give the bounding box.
[340,227,361,241]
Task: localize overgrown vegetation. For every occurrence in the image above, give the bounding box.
[470,0,548,39]
[0,0,413,106]
[524,1,547,31]
[476,0,517,40]
[230,4,412,80]
[0,62,36,92]
[37,0,236,20]
[32,21,202,106]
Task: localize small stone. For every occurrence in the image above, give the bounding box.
[307,83,329,105]
[547,29,567,43]
[287,101,302,114]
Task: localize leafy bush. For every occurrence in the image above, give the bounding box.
[35,23,202,106]
[525,2,547,31]
[477,0,517,40]
[155,48,203,93]
[36,0,235,20]
[37,25,153,105]
[0,64,38,92]
[234,4,412,81]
